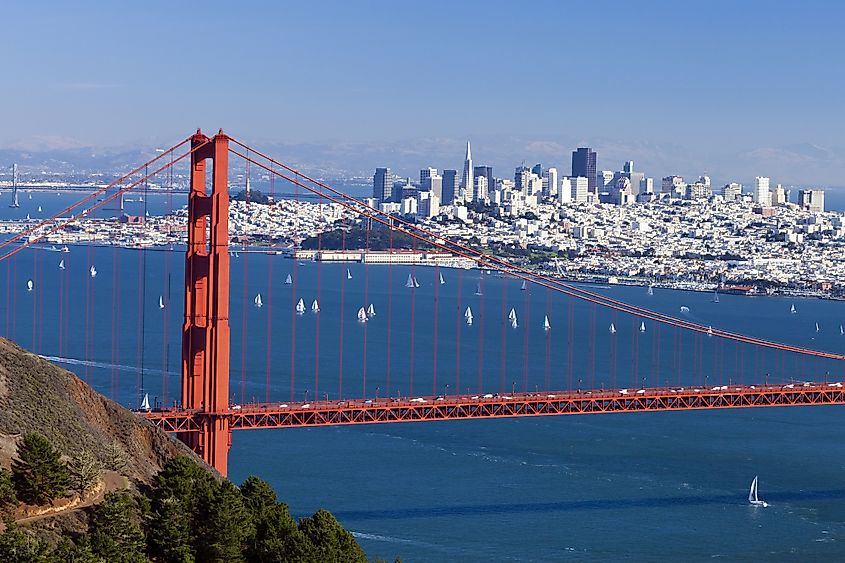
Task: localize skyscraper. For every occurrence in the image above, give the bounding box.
[373,167,392,202]
[441,169,458,204]
[572,148,597,193]
[473,165,493,197]
[420,168,443,201]
[754,176,771,206]
[461,141,473,201]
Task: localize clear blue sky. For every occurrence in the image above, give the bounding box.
[3,0,844,184]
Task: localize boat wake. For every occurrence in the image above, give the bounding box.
[39,355,178,377]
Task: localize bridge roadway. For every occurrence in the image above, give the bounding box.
[141,381,845,433]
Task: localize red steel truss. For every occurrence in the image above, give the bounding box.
[142,382,845,433]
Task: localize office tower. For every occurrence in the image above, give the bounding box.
[460,141,473,200]
[373,167,392,202]
[531,163,543,178]
[571,176,590,203]
[441,169,458,204]
[640,177,654,194]
[571,148,597,192]
[754,176,771,206]
[662,175,685,197]
[597,170,614,192]
[799,189,825,212]
[420,167,443,201]
[420,167,437,184]
[473,175,489,202]
[473,165,493,197]
[623,161,634,174]
[514,166,530,192]
[771,184,787,206]
[559,177,572,203]
[544,167,558,197]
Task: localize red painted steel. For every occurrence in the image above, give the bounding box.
[143,382,845,432]
[181,130,231,475]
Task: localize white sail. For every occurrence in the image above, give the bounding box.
[413,276,420,288]
[466,315,473,326]
[520,280,527,291]
[312,299,320,313]
[510,317,518,329]
[26,279,33,292]
[609,323,616,334]
[58,259,65,270]
[90,265,97,278]
[37,205,42,212]
[790,304,796,314]
[748,476,758,503]
[285,274,292,285]
[680,306,689,313]
[465,306,473,319]
[367,303,375,317]
[346,268,352,280]
[140,393,151,411]
[840,325,844,336]
[296,298,305,314]
[357,306,368,322]
[543,315,551,331]
[405,273,414,288]
[816,322,820,332]
[439,272,445,285]
[159,296,165,309]
[508,308,517,321]
[254,293,263,308]
[640,321,646,333]
[475,282,482,296]
[647,284,654,296]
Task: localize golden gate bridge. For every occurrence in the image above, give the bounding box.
[1,129,843,476]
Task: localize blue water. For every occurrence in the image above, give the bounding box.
[1,192,845,560]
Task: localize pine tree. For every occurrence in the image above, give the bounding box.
[195,480,254,563]
[88,491,147,562]
[68,449,102,496]
[0,520,51,562]
[241,476,313,562]
[0,468,16,511]
[11,432,70,505]
[104,442,129,473]
[299,509,367,563]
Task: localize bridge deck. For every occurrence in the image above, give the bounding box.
[141,382,845,433]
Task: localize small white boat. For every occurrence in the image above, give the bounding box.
[58,259,65,270]
[609,323,617,334]
[26,279,33,292]
[543,315,551,331]
[159,296,165,309]
[90,266,97,278]
[311,299,320,313]
[357,306,368,323]
[815,322,820,333]
[790,304,797,314]
[37,205,42,213]
[520,280,527,291]
[508,308,517,321]
[405,273,415,288]
[680,306,689,313]
[647,284,654,296]
[346,269,352,280]
[284,274,292,285]
[510,316,518,329]
[140,393,151,411]
[640,321,646,333]
[61,246,69,253]
[295,298,306,314]
[748,476,768,507]
[439,272,445,285]
[840,325,844,336]
[254,293,263,308]
[367,303,376,317]
[465,306,473,326]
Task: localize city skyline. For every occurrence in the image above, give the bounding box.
[2,1,844,187]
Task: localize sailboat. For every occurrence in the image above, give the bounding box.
[640,321,646,333]
[26,279,33,292]
[510,316,518,329]
[647,284,654,296]
[439,272,445,285]
[508,308,517,322]
[254,293,263,308]
[840,325,844,336]
[520,280,527,291]
[357,307,368,323]
[140,393,151,411]
[312,299,320,313]
[346,269,352,280]
[58,259,65,270]
[37,205,42,213]
[159,296,165,309]
[413,276,420,288]
[815,322,820,333]
[475,282,482,296]
[543,315,551,331]
[680,306,689,313]
[90,266,97,278]
[405,273,415,288]
[748,476,768,507]
[284,274,292,285]
[609,323,617,334]
[295,298,306,314]
[367,303,375,317]
[790,303,797,314]
[713,291,720,303]
[465,306,473,326]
